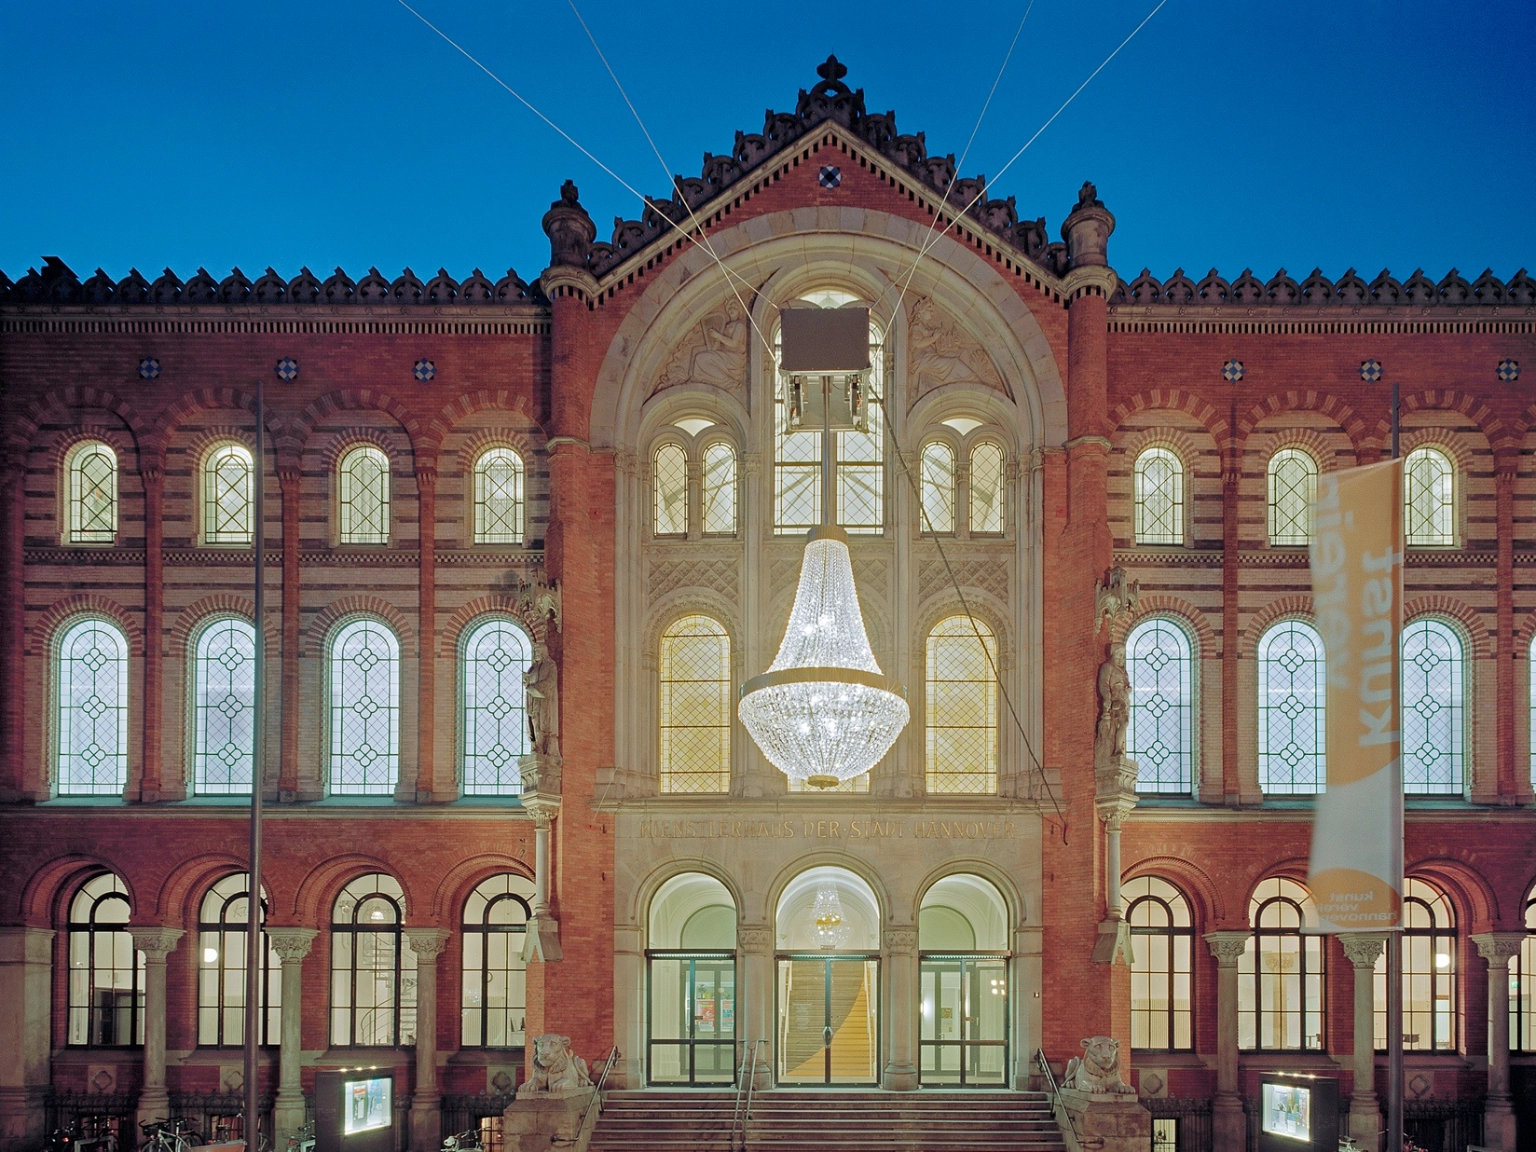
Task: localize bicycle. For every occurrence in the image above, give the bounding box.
[139,1120,199,1152]
[441,1128,485,1152]
[284,1122,315,1152]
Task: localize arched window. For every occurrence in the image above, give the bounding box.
[338,445,390,545]
[1238,877,1325,1052]
[1125,876,1194,1052]
[461,617,532,796]
[197,873,279,1047]
[1125,617,1195,794]
[57,617,130,796]
[203,444,254,545]
[969,441,1005,535]
[1401,619,1464,794]
[192,617,257,795]
[328,619,400,795]
[919,441,955,534]
[1374,878,1457,1051]
[330,873,416,1047]
[658,615,731,794]
[1267,448,1317,546]
[461,873,535,1048]
[925,616,998,795]
[1133,447,1183,545]
[1258,620,1326,794]
[653,443,688,537]
[473,447,525,545]
[65,441,118,544]
[66,873,143,1047]
[1514,885,1536,1053]
[701,442,738,536]
[1405,446,1454,546]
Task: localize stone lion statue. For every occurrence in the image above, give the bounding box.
[518,1033,592,1096]
[1063,1035,1135,1094]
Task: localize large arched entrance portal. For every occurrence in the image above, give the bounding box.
[918,874,1009,1086]
[648,872,737,1085]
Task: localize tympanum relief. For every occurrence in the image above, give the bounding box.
[907,296,1011,402]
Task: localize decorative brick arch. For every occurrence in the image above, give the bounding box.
[289,854,413,925]
[1373,388,1503,450]
[318,426,405,476]
[1116,427,1209,475]
[451,428,545,472]
[429,853,536,920]
[1111,596,1218,662]
[1238,595,1314,659]
[17,854,130,926]
[1237,390,1368,456]
[28,594,145,657]
[428,388,539,445]
[1514,399,1536,445]
[7,385,147,457]
[166,595,280,659]
[1242,858,1316,917]
[302,596,416,658]
[1407,858,1501,934]
[292,388,425,464]
[148,386,291,468]
[1403,597,1492,660]
[1511,607,1536,657]
[439,595,552,657]
[1246,428,1345,474]
[44,425,141,476]
[152,851,252,924]
[1109,387,1230,450]
[1122,855,1226,926]
[1397,426,1475,475]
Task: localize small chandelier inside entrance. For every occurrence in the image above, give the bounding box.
[737,303,909,789]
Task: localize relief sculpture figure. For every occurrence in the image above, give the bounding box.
[656,301,748,393]
[524,642,560,759]
[1095,642,1130,768]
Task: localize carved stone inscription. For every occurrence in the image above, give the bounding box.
[639,815,1021,840]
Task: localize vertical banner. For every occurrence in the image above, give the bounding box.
[1307,459,1404,933]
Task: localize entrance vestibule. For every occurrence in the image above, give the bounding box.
[647,872,737,1085]
[918,874,1010,1086]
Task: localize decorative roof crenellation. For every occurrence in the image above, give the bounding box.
[1112,265,1535,309]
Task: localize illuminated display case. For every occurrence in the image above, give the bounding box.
[314,1070,397,1152]
[1256,1073,1338,1152]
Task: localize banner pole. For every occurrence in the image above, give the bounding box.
[244,377,266,1151]
[1386,379,1402,1152]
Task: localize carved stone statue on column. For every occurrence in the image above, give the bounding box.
[1095,642,1130,770]
[524,642,560,760]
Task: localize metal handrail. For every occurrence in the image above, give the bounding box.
[1035,1048,1100,1151]
[730,1039,765,1152]
[566,1045,620,1148]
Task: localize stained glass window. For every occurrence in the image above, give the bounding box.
[1514,886,1536,1053]
[659,615,731,794]
[1125,617,1194,794]
[474,447,525,545]
[969,442,1005,535]
[1267,448,1317,546]
[1373,879,1457,1051]
[57,617,129,796]
[653,443,689,537]
[197,873,280,1047]
[1405,446,1454,546]
[66,873,144,1047]
[1238,878,1325,1052]
[837,372,884,534]
[203,444,254,545]
[919,442,955,534]
[461,873,534,1048]
[462,618,531,796]
[1258,620,1326,794]
[1400,619,1463,794]
[330,873,416,1046]
[66,441,118,544]
[1126,876,1193,1052]
[925,616,998,795]
[192,617,257,795]
[328,619,400,795]
[701,442,738,536]
[1134,447,1183,545]
[338,445,390,544]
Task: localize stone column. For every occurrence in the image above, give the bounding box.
[1092,760,1137,964]
[277,466,302,801]
[404,928,452,1152]
[881,925,918,1091]
[736,927,772,1090]
[612,926,644,1089]
[1473,932,1524,1152]
[0,927,54,1152]
[520,785,563,962]
[1340,934,1384,1149]
[1205,931,1248,1149]
[140,465,165,801]
[265,928,317,1143]
[130,928,184,1126]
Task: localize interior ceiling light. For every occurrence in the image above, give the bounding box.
[810,884,849,947]
[737,304,909,789]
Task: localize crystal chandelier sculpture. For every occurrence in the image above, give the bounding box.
[810,884,849,947]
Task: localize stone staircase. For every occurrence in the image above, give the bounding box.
[588,1089,1068,1152]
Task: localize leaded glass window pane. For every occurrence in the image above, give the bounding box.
[474,447,525,545]
[1267,448,1317,546]
[837,372,883,534]
[659,615,731,794]
[1126,617,1194,794]
[1514,890,1536,1053]
[1258,620,1326,794]
[196,873,280,1047]
[330,873,416,1047]
[338,445,390,544]
[462,618,532,796]
[919,442,955,534]
[925,616,998,795]
[66,873,144,1047]
[1134,447,1183,545]
[203,444,254,545]
[1126,876,1194,1052]
[1238,878,1325,1052]
[701,443,737,536]
[67,441,118,544]
[461,874,533,1048]
[57,618,129,796]
[1405,447,1454,546]
[969,442,1005,535]
[328,619,400,795]
[1400,619,1463,794]
[1373,879,1457,1051]
[193,617,257,795]
[653,443,689,537]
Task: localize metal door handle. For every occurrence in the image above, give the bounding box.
[822,1026,833,1043]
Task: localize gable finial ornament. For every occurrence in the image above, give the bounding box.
[542,180,597,270]
[817,54,848,83]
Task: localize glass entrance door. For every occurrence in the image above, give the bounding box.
[919,955,1008,1086]
[648,951,736,1084]
[776,954,879,1085]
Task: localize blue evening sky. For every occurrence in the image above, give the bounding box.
[3,2,1532,288]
